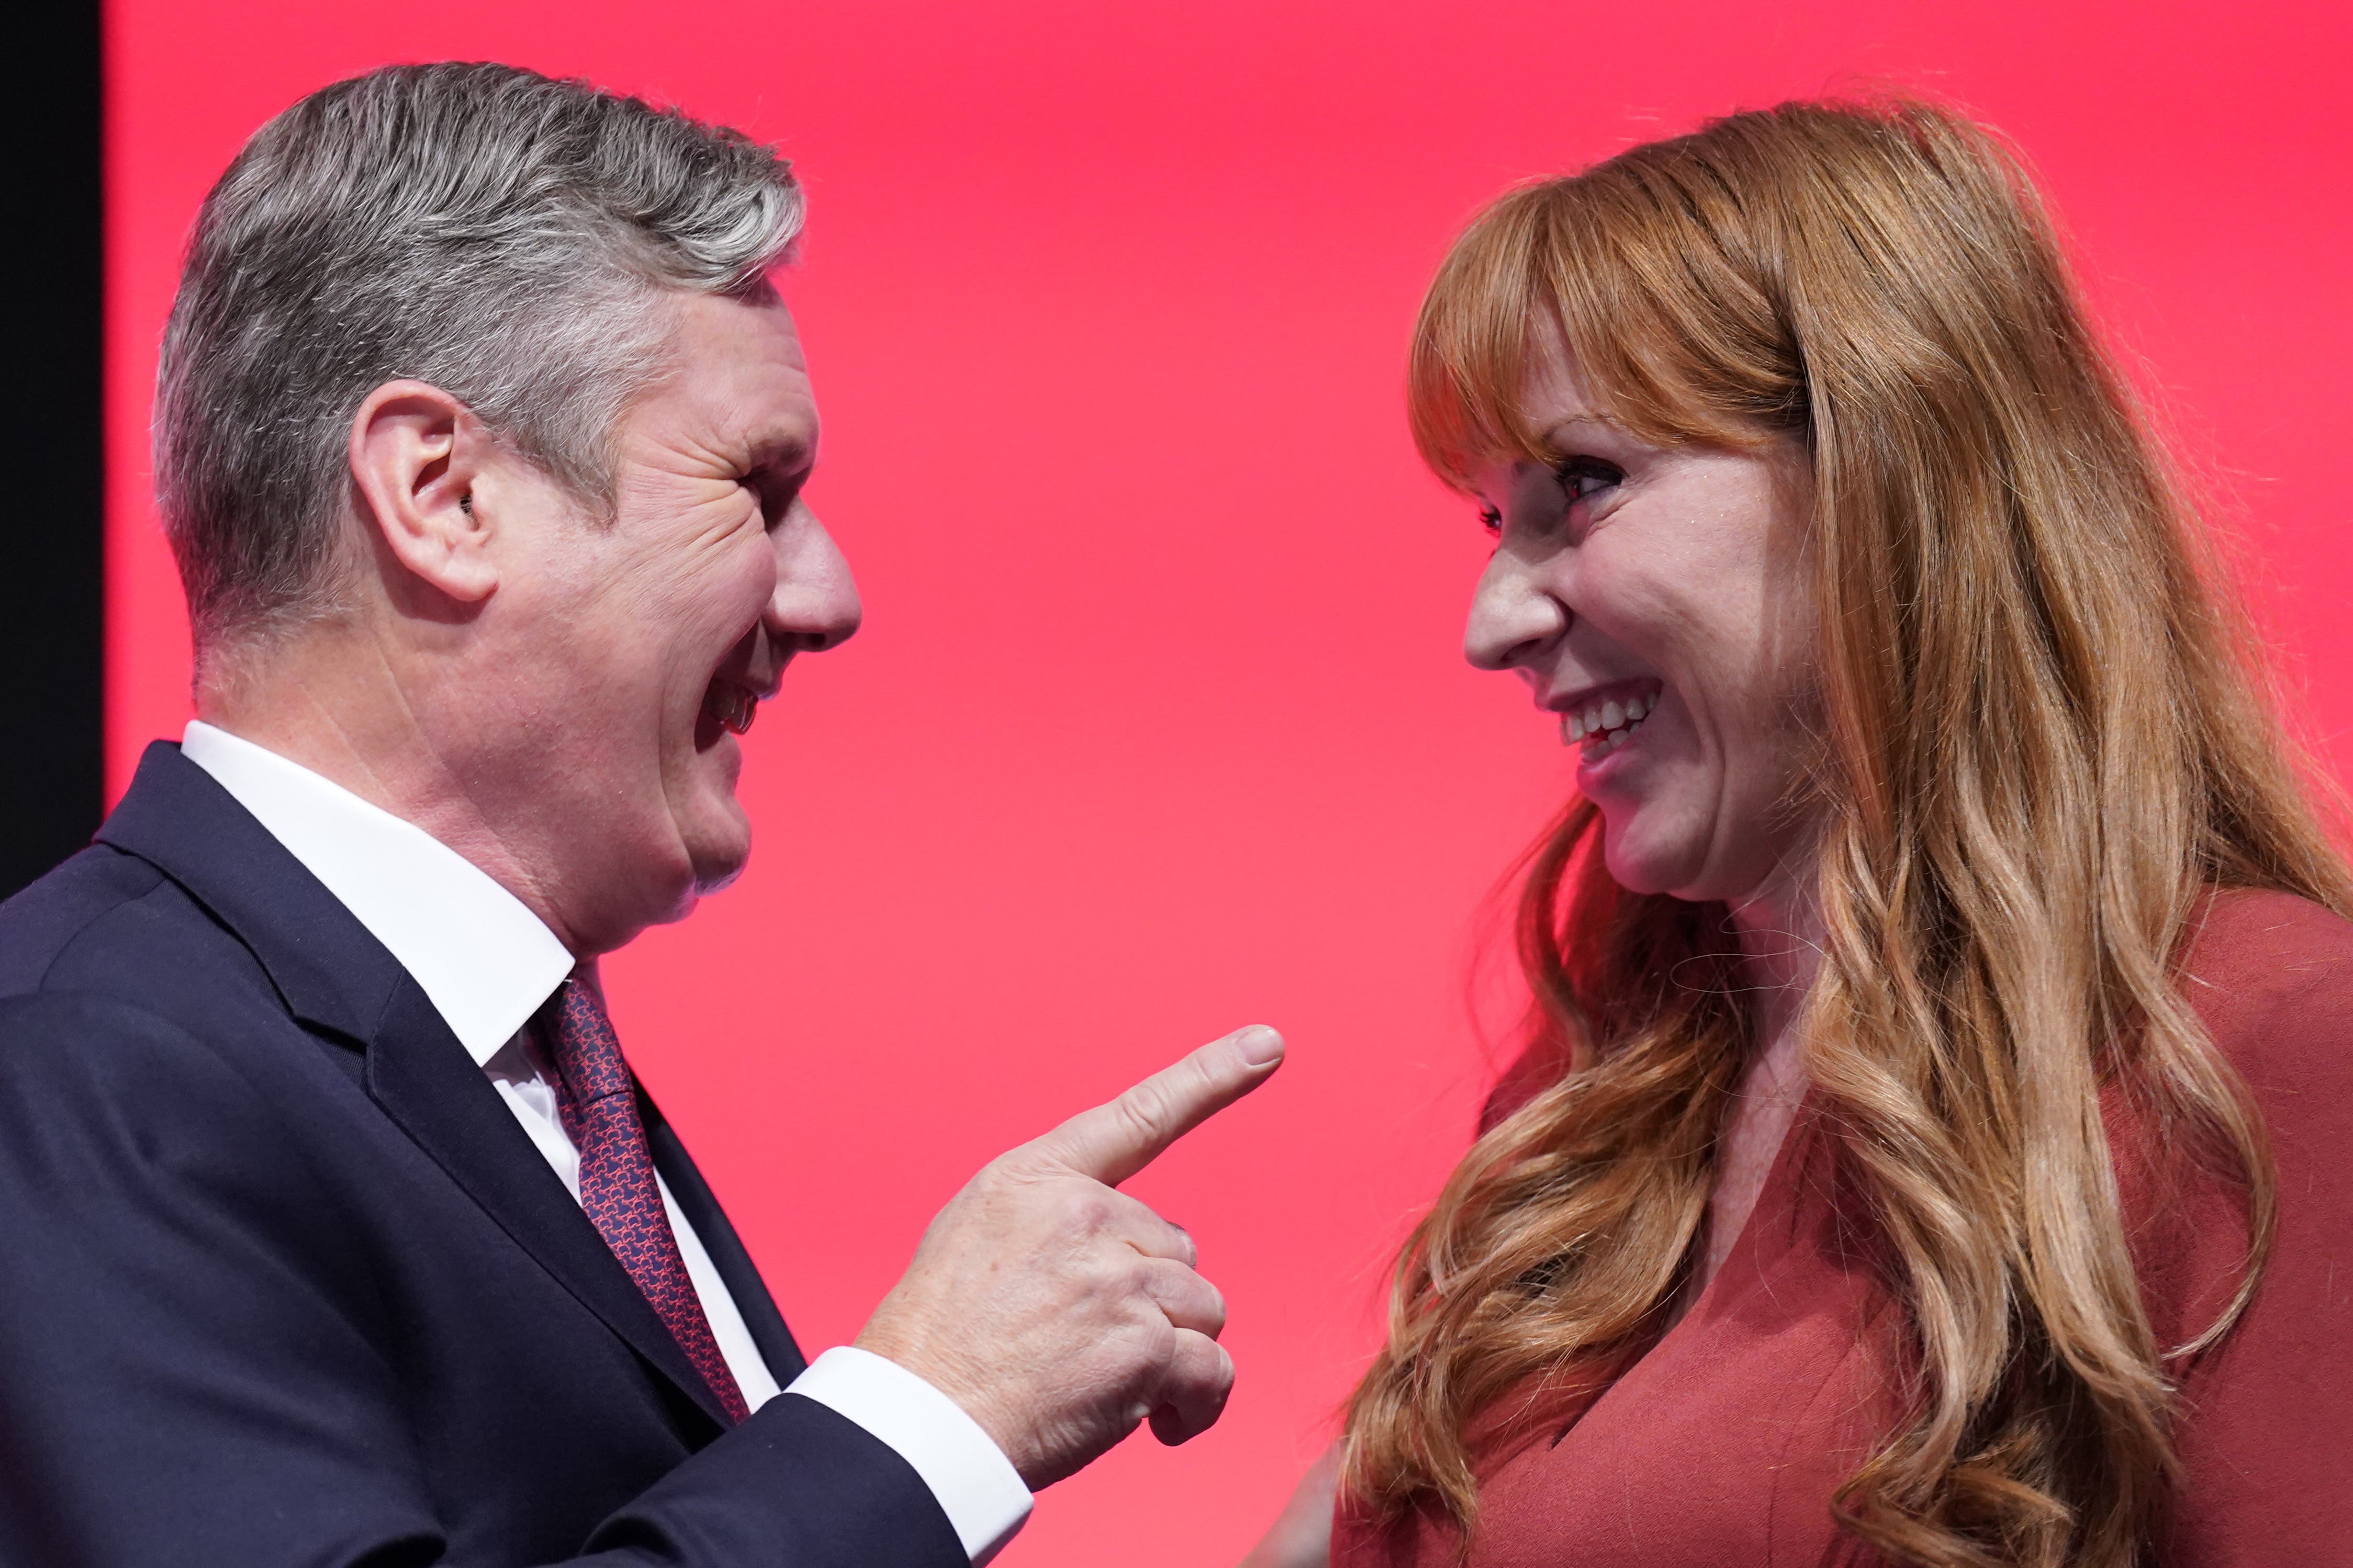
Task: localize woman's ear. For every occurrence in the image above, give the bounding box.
[347,379,499,605]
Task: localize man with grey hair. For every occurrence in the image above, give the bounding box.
[0,62,1283,1567]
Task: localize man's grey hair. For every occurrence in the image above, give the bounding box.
[155,62,803,652]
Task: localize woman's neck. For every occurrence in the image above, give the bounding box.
[1675,865,1825,1313]
[1725,865,1824,1050]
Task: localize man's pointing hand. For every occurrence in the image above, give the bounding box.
[855,1026,1285,1489]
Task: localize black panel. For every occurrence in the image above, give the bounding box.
[0,0,105,898]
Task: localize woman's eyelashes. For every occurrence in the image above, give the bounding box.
[1555,454,1623,504]
[1477,456,1625,536]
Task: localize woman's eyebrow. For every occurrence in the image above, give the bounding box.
[1541,414,1626,444]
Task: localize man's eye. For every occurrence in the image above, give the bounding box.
[1555,456,1623,503]
[741,473,791,526]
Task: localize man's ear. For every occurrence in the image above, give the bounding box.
[348,380,500,605]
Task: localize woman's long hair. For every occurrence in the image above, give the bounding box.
[1344,98,2351,1567]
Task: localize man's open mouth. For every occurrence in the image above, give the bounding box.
[703,679,758,736]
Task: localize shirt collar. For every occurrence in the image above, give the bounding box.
[180,721,576,1065]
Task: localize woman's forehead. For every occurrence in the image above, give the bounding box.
[1517,330,1660,438]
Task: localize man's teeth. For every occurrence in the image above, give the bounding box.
[709,685,756,736]
[1560,690,1655,751]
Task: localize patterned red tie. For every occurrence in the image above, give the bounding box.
[541,973,750,1424]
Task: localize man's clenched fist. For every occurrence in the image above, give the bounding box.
[854,1025,1285,1488]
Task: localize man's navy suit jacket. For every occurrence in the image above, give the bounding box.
[0,743,968,1567]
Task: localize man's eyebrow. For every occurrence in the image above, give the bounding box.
[744,432,815,475]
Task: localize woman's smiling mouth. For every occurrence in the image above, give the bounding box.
[1554,680,1663,760]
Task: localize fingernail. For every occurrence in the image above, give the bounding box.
[1234,1025,1284,1066]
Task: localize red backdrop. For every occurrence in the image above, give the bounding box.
[105,3,2353,1563]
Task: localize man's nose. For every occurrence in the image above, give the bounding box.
[768,500,862,653]
[1463,550,1565,671]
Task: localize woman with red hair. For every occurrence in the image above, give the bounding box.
[1249,98,2353,1568]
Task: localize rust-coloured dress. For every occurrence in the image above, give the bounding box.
[1330,890,2353,1567]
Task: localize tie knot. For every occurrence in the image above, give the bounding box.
[546,976,633,1106]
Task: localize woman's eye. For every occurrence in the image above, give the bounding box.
[1478,505,1504,536]
[1554,456,1623,504]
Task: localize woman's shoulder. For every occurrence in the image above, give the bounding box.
[2146,897,2353,1549]
[2176,887,2353,1100]
[2098,889,2353,1377]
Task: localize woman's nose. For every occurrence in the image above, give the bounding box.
[767,500,862,653]
[1463,550,1565,671]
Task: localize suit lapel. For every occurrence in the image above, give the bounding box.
[365,983,734,1430]
[644,1095,808,1385]
[98,743,403,1039]
[99,743,733,1432]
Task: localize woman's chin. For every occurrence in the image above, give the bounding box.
[1598,814,1705,899]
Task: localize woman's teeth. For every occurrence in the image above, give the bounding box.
[706,683,757,736]
[1561,690,1655,758]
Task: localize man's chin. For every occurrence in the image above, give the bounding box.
[682,806,753,898]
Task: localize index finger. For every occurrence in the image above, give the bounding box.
[1021,1025,1285,1187]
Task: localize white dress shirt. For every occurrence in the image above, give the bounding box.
[180,721,1030,1563]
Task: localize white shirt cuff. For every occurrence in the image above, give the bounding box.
[785,1346,1033,1564]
